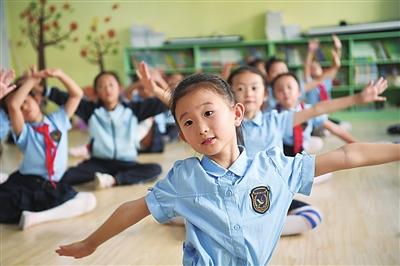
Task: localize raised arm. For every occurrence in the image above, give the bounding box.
[56,197,150,259]
[0,68,17,100]
[303,38,319,81]
[149,68,169,90]
[303,49,341,93]
[321,119,358,143]
[136,61,171,106]
[332,34,342,59]
[7,77,41,136]
[294,77,387,126]
[315,143,399,177]
[124,80,142,101]
[33,69,83,118]
[221,62,233,81]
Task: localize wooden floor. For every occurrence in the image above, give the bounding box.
[1,114,399,265]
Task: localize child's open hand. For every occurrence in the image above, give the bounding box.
[136,61,158,95]
[308,38,320,52]
[55,241,96,259]
[0,68,16,99]
[332,34,342,50]
[357,77,388,104]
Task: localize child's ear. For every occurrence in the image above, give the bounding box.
[178,132,188,143]
[234,103,244,126]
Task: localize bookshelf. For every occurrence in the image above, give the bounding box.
[123,31,400,108]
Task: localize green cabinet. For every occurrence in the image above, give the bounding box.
[123,31,400,107]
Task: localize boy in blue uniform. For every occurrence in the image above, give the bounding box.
[56,64,399,265]
[0,67,96,230]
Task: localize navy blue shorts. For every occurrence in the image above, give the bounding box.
[0,171,77,223]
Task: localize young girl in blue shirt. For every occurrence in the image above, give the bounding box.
[227,65,384,235]
[41,70,170,189]
[0,67,96,230]
[272,72,358,156]
[56,63,398,265]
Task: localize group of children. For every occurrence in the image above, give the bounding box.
[0,34,399,265]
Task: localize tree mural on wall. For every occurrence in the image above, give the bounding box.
[80,4,119,72]
[18,0,78,86]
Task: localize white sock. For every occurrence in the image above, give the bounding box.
[19,192,97,230]
[304,136,324,154]
[281,205,322,236]
[0,172,9,184]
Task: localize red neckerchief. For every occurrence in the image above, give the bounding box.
[33,123,57,188]
[277,102,305,154]
[318,83,328,101]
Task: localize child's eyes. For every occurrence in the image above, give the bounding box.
[204,111,213,117]
[184,120,193,126]
[252,86,259,91]
[235,87,244,92]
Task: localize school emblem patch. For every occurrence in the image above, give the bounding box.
[250,186,270,214]
[50,130,62,143]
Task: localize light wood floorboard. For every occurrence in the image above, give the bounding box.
[1,117,399,265]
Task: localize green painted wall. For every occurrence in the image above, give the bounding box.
[5,0,400,88]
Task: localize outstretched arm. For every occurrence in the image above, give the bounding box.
[321,119,358,143]
[0,68,16,100]
[315,143,399,177]
[33,69,83,119]
[136,61,171,106]
[56,197,150,259]
[293,77,387,126]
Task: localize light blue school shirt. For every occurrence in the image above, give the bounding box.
[280,103,328,146]
[0,109,10,140]
[13,107,71,181]
[145,146,315,265]
[305,78,333,105]
[242,110,293,158]
[265,81,306,111]
[153,110,175,134]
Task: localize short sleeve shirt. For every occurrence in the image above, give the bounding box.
[305,78,333,105]
[13,107,71,181]
[281,103,328,145]
[0,109,10,140]
[145,146,314,265]
[242,110,293,158]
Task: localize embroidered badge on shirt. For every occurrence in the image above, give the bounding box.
[250,186,270,214]
[50,130,62,143]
